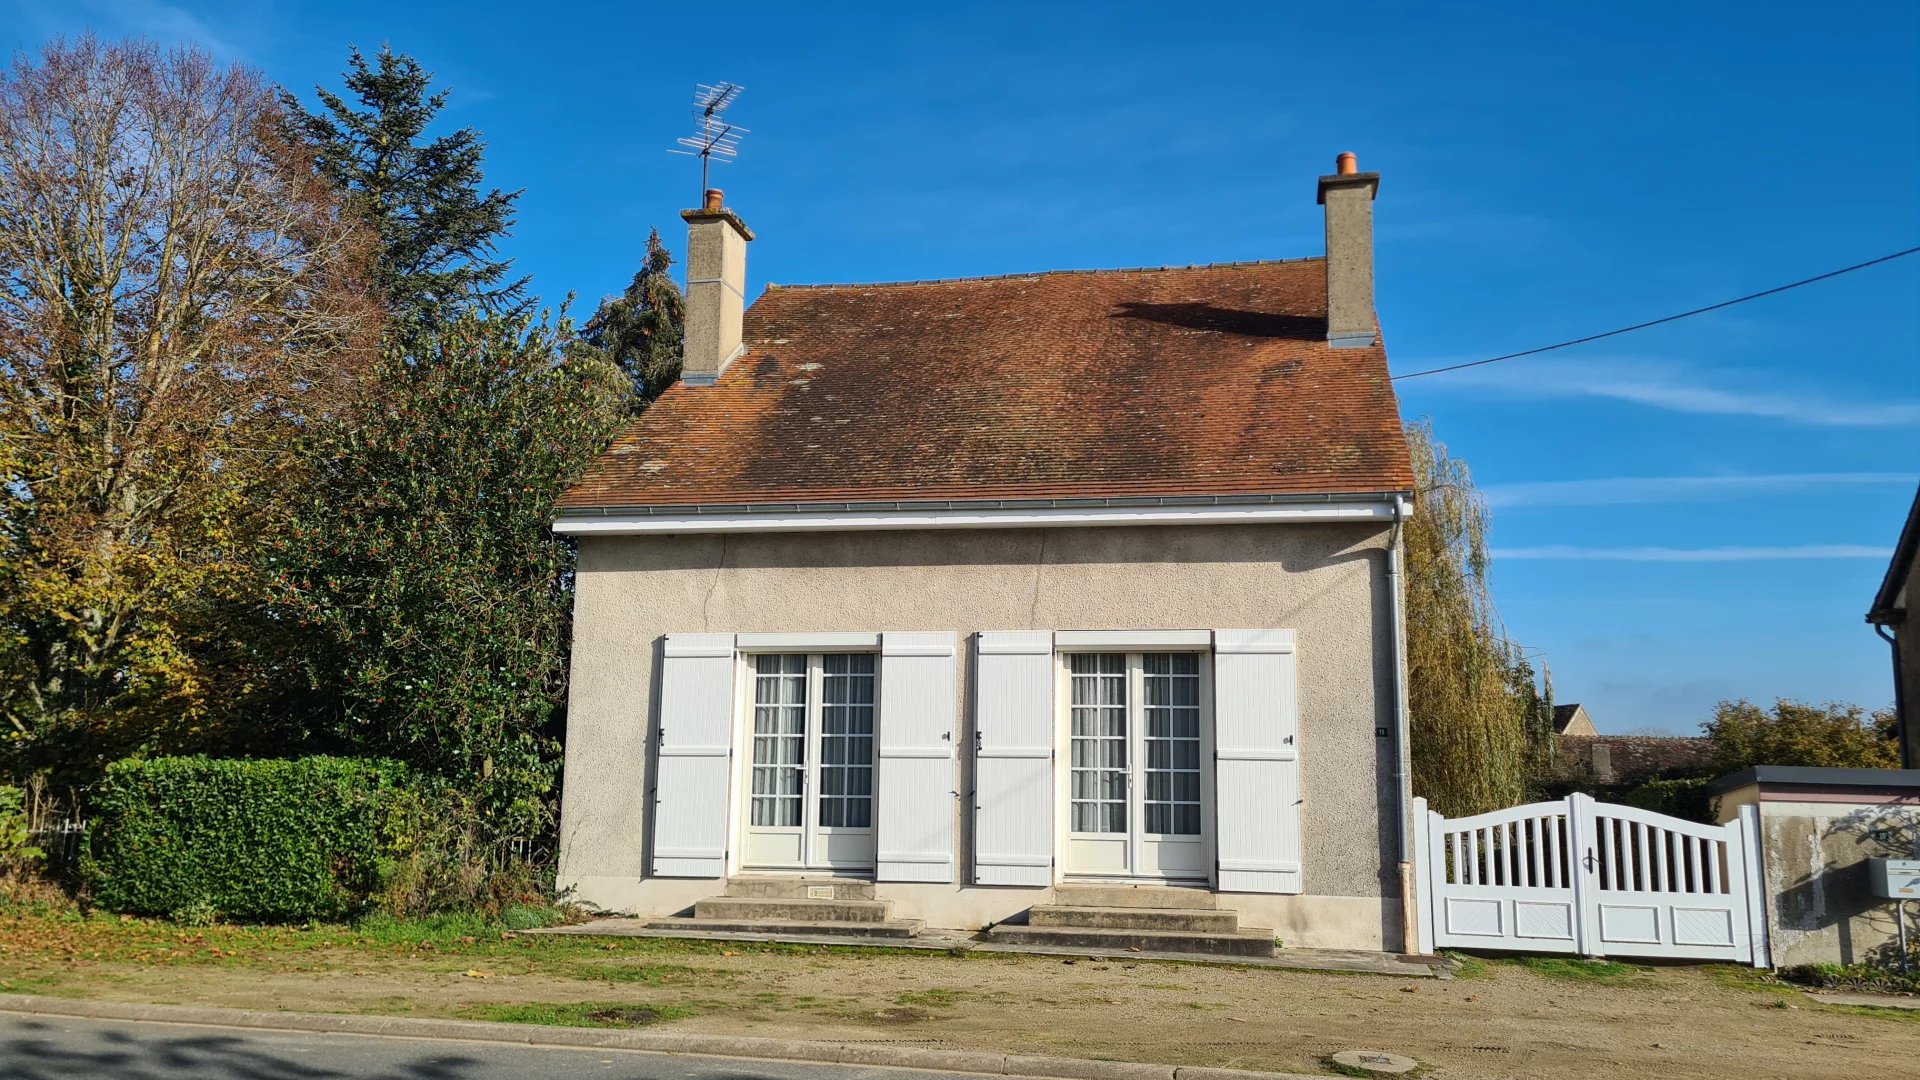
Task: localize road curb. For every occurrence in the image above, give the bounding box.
[0,993,1320,1079]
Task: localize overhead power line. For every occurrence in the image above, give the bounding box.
[1391,244,1920,382]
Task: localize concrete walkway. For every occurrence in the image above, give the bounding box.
[0,994,1321,1079]
[525,918,1447,977]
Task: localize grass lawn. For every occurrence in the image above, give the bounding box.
[0,908,1913,1079]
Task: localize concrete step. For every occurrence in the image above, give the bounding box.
[984,923,1275,958]
[645,917,923,940]
[1053,884,1217,910]
[1026,904,1239,933]
[723,876,876,901]
[693,895,893,923]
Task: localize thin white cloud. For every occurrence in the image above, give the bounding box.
[1405,357,1920,428]
[1492,544,1887,562]
[1591,378,1920,427]
[1482,472,1915,508]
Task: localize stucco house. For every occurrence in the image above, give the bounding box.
[1552,703,1597,737]
[1868,484,1919,769]
[552,154,1419,954]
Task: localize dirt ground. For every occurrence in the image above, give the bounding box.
[0,914,1912,1079]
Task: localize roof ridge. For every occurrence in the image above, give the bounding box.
[768,256,1325,292]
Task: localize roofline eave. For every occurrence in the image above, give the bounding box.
[551,489,1416,536]
[1869,484,1920,620]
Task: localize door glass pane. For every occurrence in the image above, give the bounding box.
[818,653,875,830]
[1143,653,1202,836]
[1069,653,1127,834]
[750,654,806,827]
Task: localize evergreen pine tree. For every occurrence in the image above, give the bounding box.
[579,229,686,404]
[286,45,527,323]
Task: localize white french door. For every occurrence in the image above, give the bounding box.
[1064,651,1212,881]
[742,653,877,872]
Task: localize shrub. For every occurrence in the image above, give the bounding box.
[0,785,44,871]
[371,782,551,918]
[1703,699,1899,772]
[83,756,424,922]
[1622,777,1717,823]
[1779,962,1920,995]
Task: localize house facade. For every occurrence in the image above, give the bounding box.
[1868,484,1919,769]
[1552,703,1597,737]
[553,156,1418,952]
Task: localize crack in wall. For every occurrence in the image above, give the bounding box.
[701,534,729,630]
[1028,530,1047,626]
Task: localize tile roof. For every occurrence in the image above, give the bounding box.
[1552,703,1587,733]
[559,258,1414,511]
[1868,482,1920,622]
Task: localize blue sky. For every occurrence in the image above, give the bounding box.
[10,1,1917,734]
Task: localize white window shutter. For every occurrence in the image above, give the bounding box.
[875,632,957,882]
[973,632,1055,886]
[651,633,736,878]
[1212,629,1302,894]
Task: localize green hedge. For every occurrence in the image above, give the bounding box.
[1621,776,1717,823]
[83,756,427,922]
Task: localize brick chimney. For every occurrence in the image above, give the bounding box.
[1316,152,1380,349]
[680,188,755,386]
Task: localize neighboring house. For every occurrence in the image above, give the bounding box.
[1554,734,1713,788]
[552,154,1418,954]
[1552,703,1597,737]
[1867,483,1920,769]
[1549,704,1721,789]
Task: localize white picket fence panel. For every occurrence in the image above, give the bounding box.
[1413,793,1769,966]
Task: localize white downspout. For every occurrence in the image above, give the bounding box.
[1387,495,1418,954]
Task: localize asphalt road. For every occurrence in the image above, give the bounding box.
[0,1011,1004,1080]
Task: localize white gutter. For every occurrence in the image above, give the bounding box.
[1386,494,1418,953]
[553,499,1398,536]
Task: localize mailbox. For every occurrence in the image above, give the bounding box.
[1868,858,1920,899]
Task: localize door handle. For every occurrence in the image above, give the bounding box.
[1583,848,1597,872]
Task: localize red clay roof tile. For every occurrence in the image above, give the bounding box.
[559,258,1414,510]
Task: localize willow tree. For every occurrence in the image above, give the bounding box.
[0,38,380,776]
[1403,419,1549,816]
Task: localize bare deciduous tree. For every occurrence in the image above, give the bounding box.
[0,37,380,770]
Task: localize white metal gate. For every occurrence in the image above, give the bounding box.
[1413,793,1769,966]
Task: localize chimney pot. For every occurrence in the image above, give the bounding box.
[703,188,724,211]
[1336,151,1358,176]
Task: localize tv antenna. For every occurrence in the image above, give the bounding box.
[669,81,747,195]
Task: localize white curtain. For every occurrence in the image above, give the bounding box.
[751,653,806,827]
[1069,653,1127,834]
